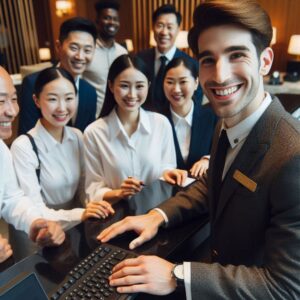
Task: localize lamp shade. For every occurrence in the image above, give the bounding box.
[288,35,300,55]
[39,48,51,61]
[271,27,276,46]
[125,39,134,52]
[175,31,188,48]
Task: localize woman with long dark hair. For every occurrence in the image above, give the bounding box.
[84,54,176,202]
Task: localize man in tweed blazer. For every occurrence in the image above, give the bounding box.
[98,1,300,299]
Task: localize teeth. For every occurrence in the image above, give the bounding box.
[0,122,11,127]
[215,86,238,96]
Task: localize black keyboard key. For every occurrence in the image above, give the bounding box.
[114,251,127,260]
[51,244,137,300]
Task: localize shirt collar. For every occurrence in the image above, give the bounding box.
[108,107,151,140]
[96,38,116,49]
[225,92,272,148]
[155,45,177,62]
[35,120,76,152]
[170,101,194,127]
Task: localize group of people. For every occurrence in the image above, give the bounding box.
[0,0,299,299]
[3,1,217,261]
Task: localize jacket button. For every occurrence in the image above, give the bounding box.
[212,249,218,257]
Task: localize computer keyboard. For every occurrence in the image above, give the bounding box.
[50,243,137,300]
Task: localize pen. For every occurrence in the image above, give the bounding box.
[128,176,147,186]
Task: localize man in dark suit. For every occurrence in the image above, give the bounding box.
[18,17,98,135]
[98,1,300,299]
[137,4,202,112]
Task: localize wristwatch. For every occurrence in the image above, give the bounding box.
[171,264,185,290]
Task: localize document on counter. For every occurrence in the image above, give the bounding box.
[160,176,196,188]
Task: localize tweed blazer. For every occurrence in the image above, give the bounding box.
[18,71,97,135]
[158,97,300,299]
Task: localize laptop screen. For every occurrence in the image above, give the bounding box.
[0,272,48,300]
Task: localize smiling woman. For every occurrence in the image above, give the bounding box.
[84,54,176,203]
[10,66,114,260]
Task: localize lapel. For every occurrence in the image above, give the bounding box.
[74,79,85,128]
[148,48,156,80]
[212,98,284,222]
[186,102,205,168]
[164,107,185,168]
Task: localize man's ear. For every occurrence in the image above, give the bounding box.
[33,94,40,109]
[259,47,274,76]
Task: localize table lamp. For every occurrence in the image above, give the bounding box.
[285,35,300,82]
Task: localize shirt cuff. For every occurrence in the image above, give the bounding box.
[152,208,168,225]
[201,155,210,160]
[183,262,192,300]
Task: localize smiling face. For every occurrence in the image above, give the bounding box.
[97,8,120,40]
[0,68,19,140]
[109,67,149,115]
[163,63,198,113]
[56,31,95,77]
[34,77,77,131]
[198,25,273,127]
[153,13,179,54]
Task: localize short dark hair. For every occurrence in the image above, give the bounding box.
[95,0,120,18]
[59,17,97,44]
[163,57,199,102]
[152,4,181,26]
[34,67,77,98]
[100,54,151,118]
[188,0,272,56]
[164,57,198,80]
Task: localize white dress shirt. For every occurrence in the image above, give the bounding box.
[11,121,85,230]
[0,140,41,233]
[83,39,127,117]
[154,45,177,75]
[170,102,194,162]
[84,108,176,201]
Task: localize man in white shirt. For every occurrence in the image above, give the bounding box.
[0,66,65,263]
[98,1,300,299]
[83,0,127,117]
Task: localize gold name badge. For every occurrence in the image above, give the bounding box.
[233,170,257,192]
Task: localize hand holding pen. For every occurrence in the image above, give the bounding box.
[118,176,146,199]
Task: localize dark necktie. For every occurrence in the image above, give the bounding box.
[213,129,230,203]
[153,55,167,110]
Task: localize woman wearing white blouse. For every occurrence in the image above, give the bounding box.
[11,67,114,232]
[84,54,176,202]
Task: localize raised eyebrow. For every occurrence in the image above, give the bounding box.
[197,50,213,60]
[197,46,250,60]
[224,46,250,53]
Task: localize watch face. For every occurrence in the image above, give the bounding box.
[174,264,184,280]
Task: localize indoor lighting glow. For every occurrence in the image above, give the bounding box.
[39,48,51,61]
[288,35,300,58]
[56,0,73,17]
[271,27,277,46]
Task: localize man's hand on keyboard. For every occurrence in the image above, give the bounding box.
[98,210,165,249]
[109,255,176,295]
